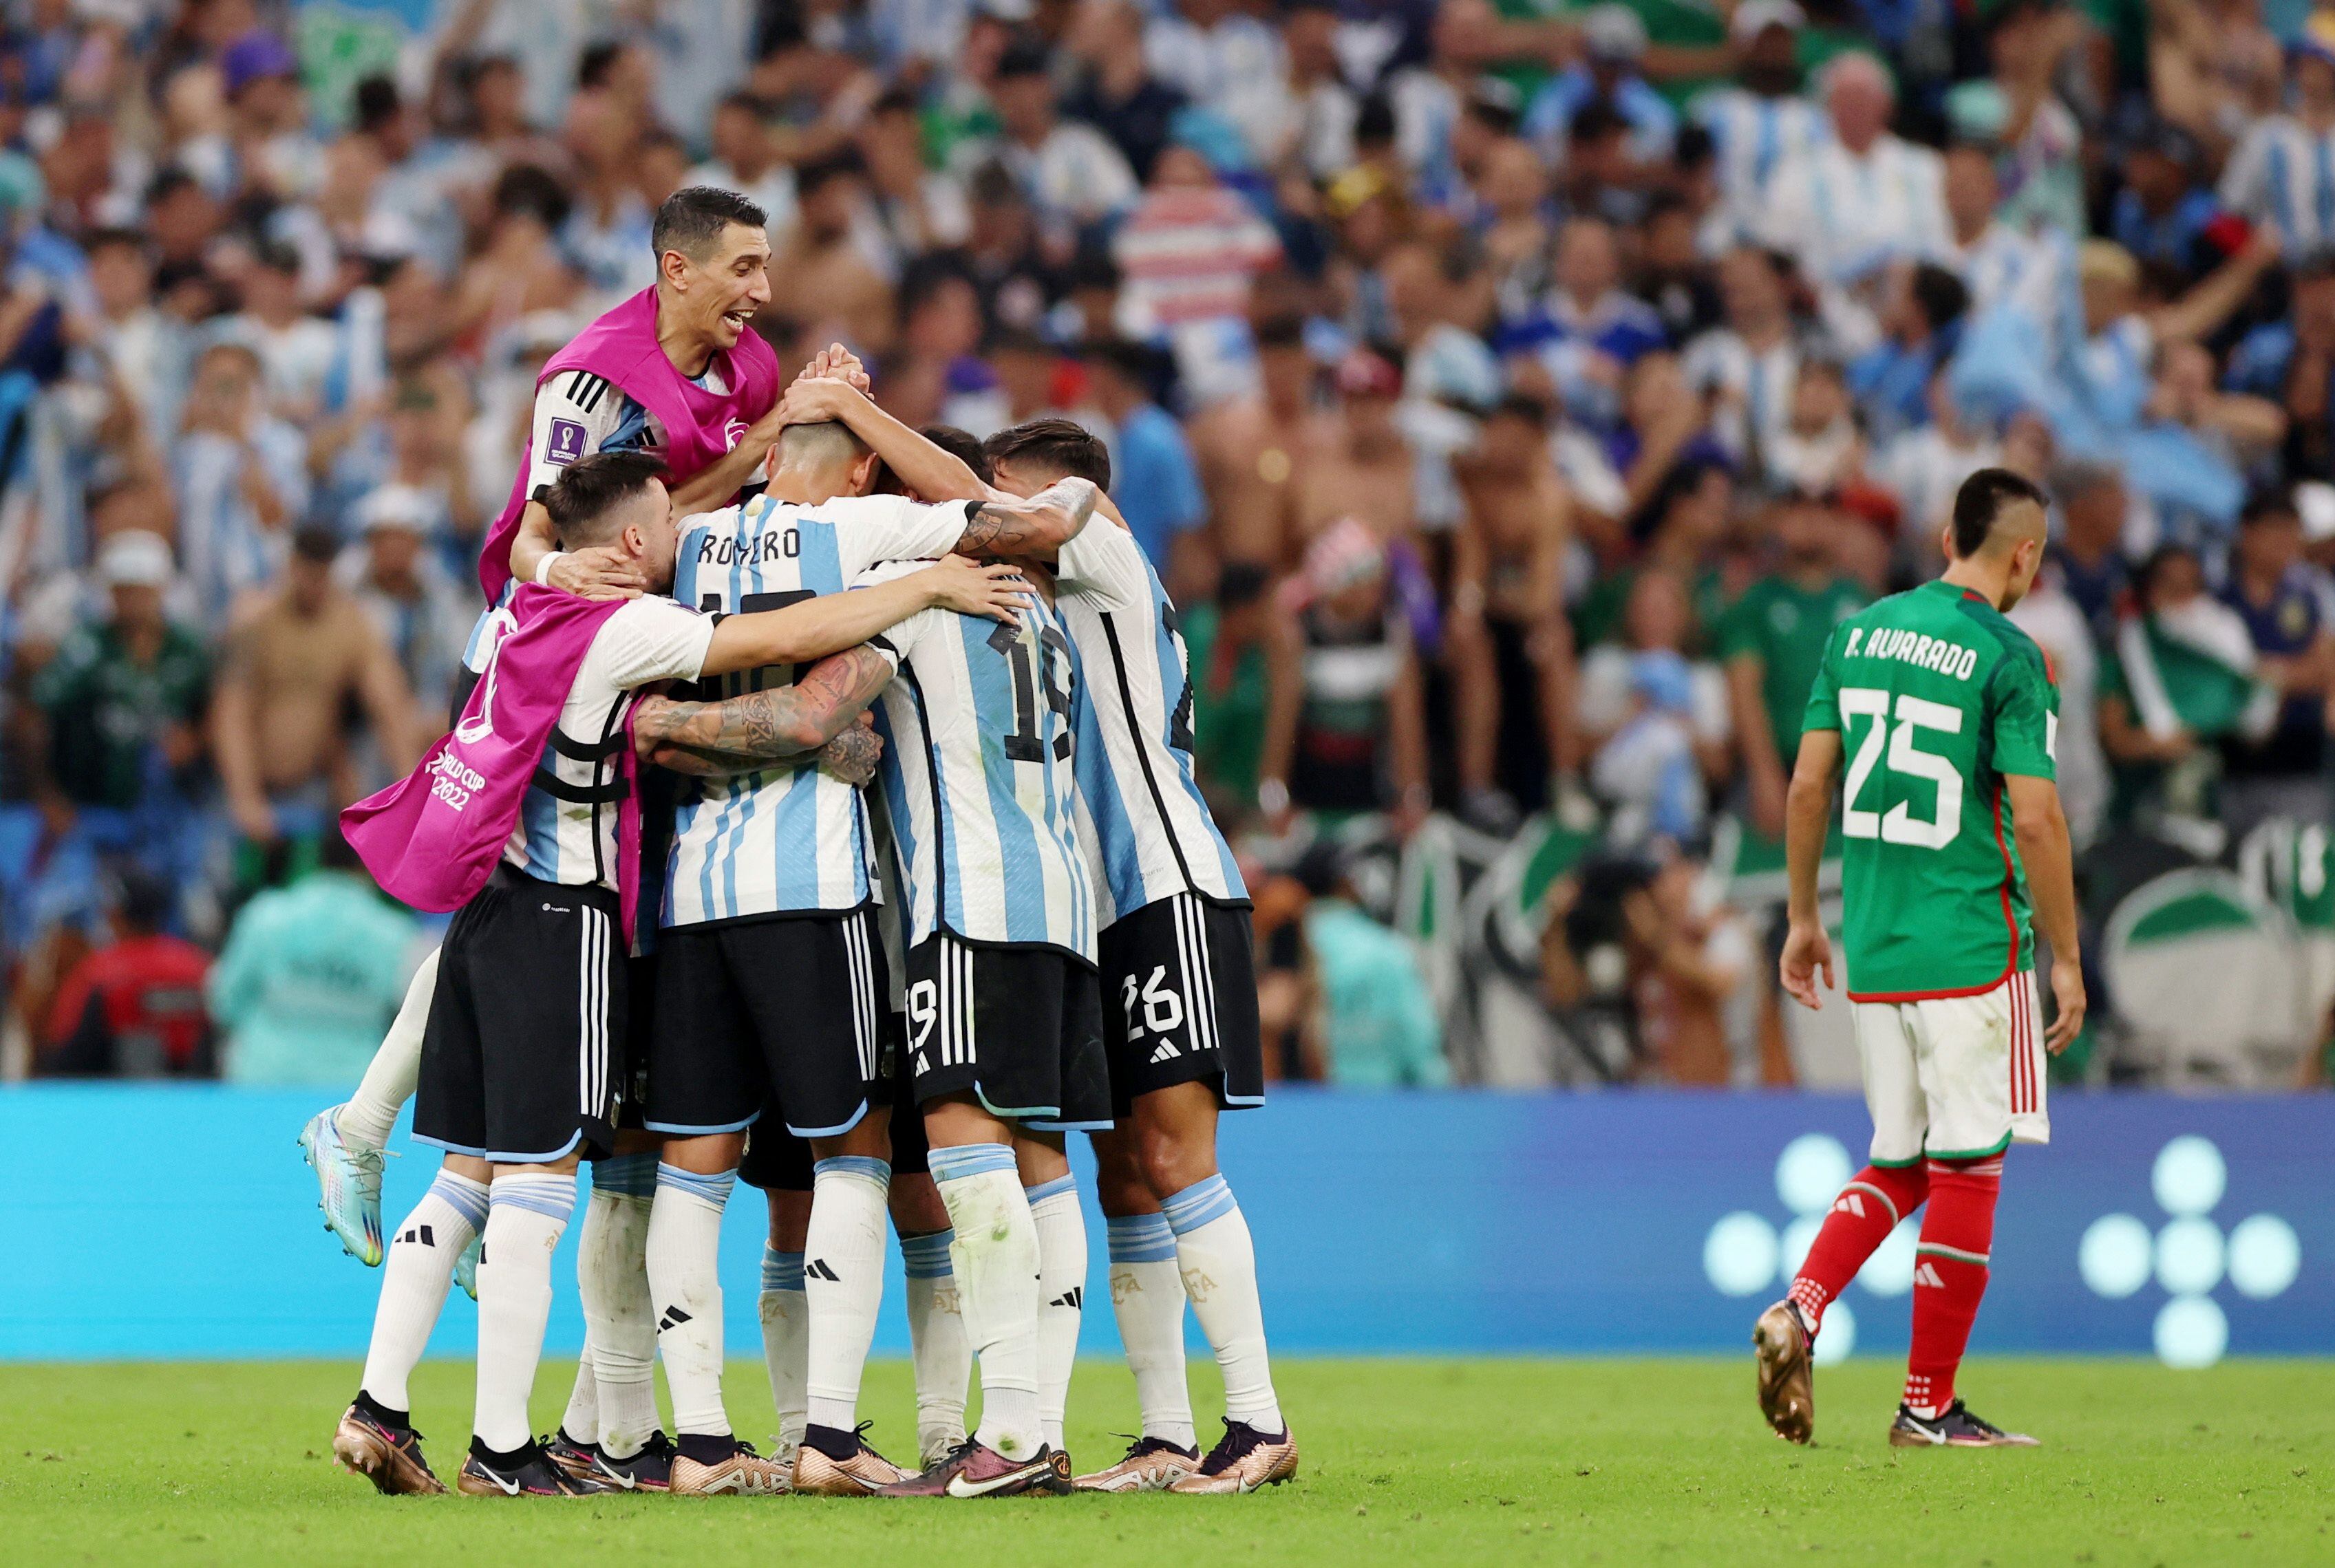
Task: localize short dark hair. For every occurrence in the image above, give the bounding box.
[577,39,626,91]
[352,74,401,134]
[493,163,572,230]
[292,524,342,565]
[1253,314,1307,351]
[876,425,992,494]
[1079,336,1157,391]
[985,418,1111,489]
[996,39,1053,80]
[83,226,148,260]
[651,185,767,263]
[543,451,668,546]
[1489,391,1551,426]
[921,424,994,484]
[1908,264,1970,334]
[792,150,863,200]
[114,869,175,934]
[1950,466,2049,558]
[2241,484,2299,526]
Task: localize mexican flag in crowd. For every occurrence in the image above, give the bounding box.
[2114,599,2280,744]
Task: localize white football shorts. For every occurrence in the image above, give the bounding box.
[1853,967,2049,1164]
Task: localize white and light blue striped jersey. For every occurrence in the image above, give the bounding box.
[469,596,715,892]
[863,561,1096,961]
[1692,87,1826,241]
[1054,522,1246,927]
[661,492,974,927]
[2220,114,2335,257]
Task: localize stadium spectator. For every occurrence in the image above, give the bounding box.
[1294,841,1447,1087]
[1722,496,1870,840]
[28,531,209,881]
[34,870,211,1080]
[206,825,418,1086]
[209,527,423,888]
[2219,491,2335,837]
[1082,337,1208,594]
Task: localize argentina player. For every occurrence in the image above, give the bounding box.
[769,378,1295,1494]
[630,418,1098,1496]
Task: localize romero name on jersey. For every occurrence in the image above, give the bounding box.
[662,492,974,926]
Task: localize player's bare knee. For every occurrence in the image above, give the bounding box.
[811,1104,891,1163]
[1131,1083,1219,1195]
[661,1130,744,1176]
[1013,1129,1069,1185]
[443,1152,493,1183]
[888,1170,951,1234]
[767,1187,811,1251]
[1088,1130,1156,1217]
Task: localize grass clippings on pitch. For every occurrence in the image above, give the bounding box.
[1,1357,2329,1567]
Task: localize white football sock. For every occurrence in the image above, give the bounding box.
[337,946,439,1150]
[558,1355,597,1446]
[899,1228,970,1464]
[1162,1174,1284,1436]
[580,1153,658,1458]
[645,1163,736,1439]
[1027,1174,1086,1453]
[359,1168,487,1413]
[803,1156,891,1435]
[758,1245,808,1455]
[928,1143,1042,1461]
[473,1172,577,1453]
[1105,1212,1195,1450]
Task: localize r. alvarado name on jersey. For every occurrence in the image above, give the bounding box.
[1844,625,1980,683]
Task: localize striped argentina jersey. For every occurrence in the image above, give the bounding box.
[663,492,975,927]
[861,560,1098,961]
[1054,521,1246,926]
[470,595,716,892]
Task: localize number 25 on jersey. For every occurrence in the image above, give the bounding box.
[1838,687,1962,850]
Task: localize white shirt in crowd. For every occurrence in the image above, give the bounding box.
[1757,134,1951,287]
[1692,87,1827,244]
[1682,327,1800,478]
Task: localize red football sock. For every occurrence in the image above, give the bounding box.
[1787,1163,1929,1337]
[1904,1154,2003,1415]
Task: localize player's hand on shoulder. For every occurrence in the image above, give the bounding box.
[551,546,646,601]
[2043,954,2086,1055]
[1778,919,1833,1011]
[919,555,1035,622]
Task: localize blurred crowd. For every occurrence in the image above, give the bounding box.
[6,0,2335,1090]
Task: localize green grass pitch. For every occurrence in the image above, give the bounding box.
[2,1357,2329,1566]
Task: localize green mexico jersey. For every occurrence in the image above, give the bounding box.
[1802,581,2060,1000]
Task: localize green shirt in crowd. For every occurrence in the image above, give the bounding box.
[208,870,418,1086]
[32,622,209,809]
[1180,602,1269,805]
[1720,572,1870,768]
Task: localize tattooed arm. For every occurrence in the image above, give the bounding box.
[635,645,895,773]
[953,475,1101,561]
[769,377,1105,559]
